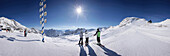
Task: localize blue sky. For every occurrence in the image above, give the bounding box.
[0,0,170,30]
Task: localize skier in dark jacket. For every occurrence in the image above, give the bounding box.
[24,29,27,37]
[94,28,101,45]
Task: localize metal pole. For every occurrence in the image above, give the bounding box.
[39,0,47,42]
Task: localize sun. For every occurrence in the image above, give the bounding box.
[76,6,82,14]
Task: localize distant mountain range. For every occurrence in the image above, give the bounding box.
[44,28,97,37]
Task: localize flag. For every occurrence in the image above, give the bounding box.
[39,2,43,6]
[44,19,47,23]
[44,4,46,9]
[44,11,47,16]
[44,0,46,2]
[40,14,42,18]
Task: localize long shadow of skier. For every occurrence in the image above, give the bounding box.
[87,45,97,56]
[79,45,87,56]
[99,46,121,56]
[0,35,40,42]
[0,35,6,38]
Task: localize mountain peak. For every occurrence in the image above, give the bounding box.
[0,17,27,30]
[119,17,147,27]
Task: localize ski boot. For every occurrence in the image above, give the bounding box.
[42,38,45,43]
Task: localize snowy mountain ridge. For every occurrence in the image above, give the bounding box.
[103,17,169,38]
[159,19,170,25]
[119,17,147,27]
[0,17,27,30]
[0,17,40,33]
[117,17,169,28]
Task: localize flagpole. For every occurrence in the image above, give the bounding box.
[39,0,47,42]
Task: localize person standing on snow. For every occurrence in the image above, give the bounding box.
[78,30,83,45]
[85,30,89,46]
[94,28,101,45]
[24,29,27,37]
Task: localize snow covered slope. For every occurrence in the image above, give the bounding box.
[0,17,170,56]
[101,17,170,56]
[156,19,170,27]
[0,17,39,33]
[160,19,170,25]
[0,17,27,30]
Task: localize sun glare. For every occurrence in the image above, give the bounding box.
[76,6,82,14]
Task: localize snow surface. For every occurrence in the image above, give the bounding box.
[0,17,170,56]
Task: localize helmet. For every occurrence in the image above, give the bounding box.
[97,28,99,31]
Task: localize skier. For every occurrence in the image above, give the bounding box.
[24,29,27,37]
[85,30,89,46]
[78,30,83,45]
[94,28,101,45]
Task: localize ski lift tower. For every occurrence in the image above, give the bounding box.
[39,0,47,42]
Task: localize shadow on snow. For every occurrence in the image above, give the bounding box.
[87,45,97,56]
[0,35,40,42]
[99,46,121,56]
[79,45,87,56]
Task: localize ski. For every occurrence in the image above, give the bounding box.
[93,43,105,47]
[84,43,88,47]
[76,43,83,46]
